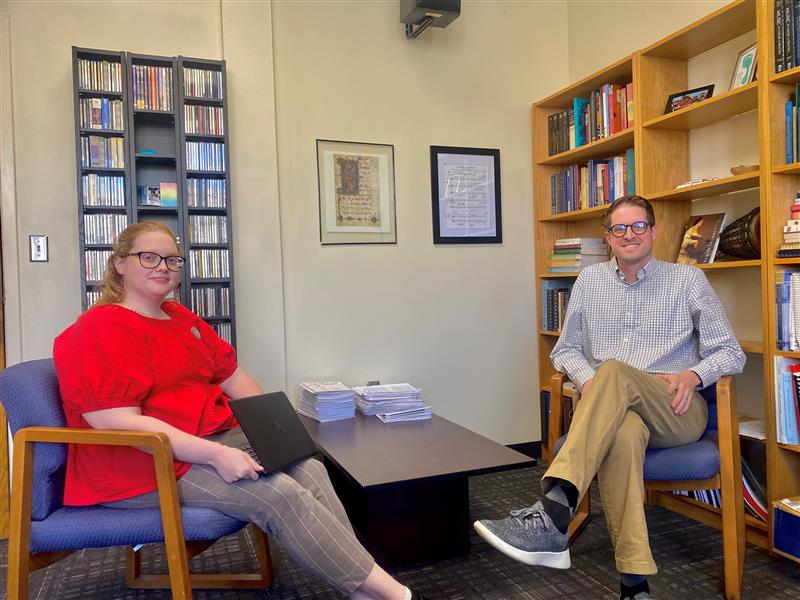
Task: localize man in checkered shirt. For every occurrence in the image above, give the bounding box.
[475,195,745,600]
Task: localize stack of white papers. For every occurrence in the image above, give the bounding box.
[352,383,426,418]
[297,382,355,422]
[377,406,432,423]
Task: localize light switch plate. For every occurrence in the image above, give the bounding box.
[30,235,48,262]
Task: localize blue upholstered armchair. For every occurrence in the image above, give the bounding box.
[0,358,273,599]
[548,373,745,600]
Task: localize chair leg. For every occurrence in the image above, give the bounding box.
[568,492,591,545]
[250,524,274,587]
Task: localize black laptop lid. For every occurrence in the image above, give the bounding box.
[228,392,318,475]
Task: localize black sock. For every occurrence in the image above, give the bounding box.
[620,578,649,599]
[621,574,646,587]
[541,496,571,534]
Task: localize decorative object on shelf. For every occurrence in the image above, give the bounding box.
[729,43,758,90]
[664,84,715,114]
[676,213,727,265]
[730,164,759,175]
[430,145,501,244]
[778,197,800,258]
[717,207,761,260]
[675,177,719,188]
[316,139,397,245]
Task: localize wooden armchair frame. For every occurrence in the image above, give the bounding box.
[7,426,273,600]
[548,373,745,600]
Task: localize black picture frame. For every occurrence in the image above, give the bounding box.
[430,146,502,245]
[664,84,715,114]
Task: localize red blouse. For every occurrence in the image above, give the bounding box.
[53,302,238,505]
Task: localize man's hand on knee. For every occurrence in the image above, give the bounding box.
[655,370,701,416]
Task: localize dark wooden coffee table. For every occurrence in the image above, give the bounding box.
[299,413,535,565]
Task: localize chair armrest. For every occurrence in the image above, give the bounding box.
[549,373,567,453]
[9,425,187,580]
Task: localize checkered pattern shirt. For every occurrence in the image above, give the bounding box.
[550,258,745,391]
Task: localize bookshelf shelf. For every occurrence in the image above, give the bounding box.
[775,258,800,266]
[770,64,800,85]
[640,0,755,60]
[771,162,800,175]
[538,205,609,222]
[696,260,761,270]
[739,340,764,354]
[642,82,758,131]
[538,273,580,279]
[777,443,800,454]
[776,350,800,359]
[538,129,634,166]
[72,47,237,346]
[540,330,560,337]
[647,172,760,202]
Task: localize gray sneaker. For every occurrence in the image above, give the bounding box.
[473,501,570,569]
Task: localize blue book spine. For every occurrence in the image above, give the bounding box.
[783,372,799,445]
[626,148,636,194]
[788,101,795,164]
[101,98,109,129]
[573,97,589,147]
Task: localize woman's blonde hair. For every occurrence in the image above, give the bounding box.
[93,221,180,307]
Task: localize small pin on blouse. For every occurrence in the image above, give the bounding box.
[191,327,201,339]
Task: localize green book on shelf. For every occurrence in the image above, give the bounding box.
[160,182,177,207]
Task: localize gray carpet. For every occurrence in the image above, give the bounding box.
[2,465,799,599]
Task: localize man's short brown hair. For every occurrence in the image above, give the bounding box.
[602,195,656,228]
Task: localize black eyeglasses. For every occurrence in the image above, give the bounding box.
[126,252,185,272]
[606,220,651,238]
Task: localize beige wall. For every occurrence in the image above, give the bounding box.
[566,0,729,82]
[0,1,285,390]
[271,1,569,443]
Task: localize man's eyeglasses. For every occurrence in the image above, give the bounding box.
[126,252,185,272]
[606,220,651,238]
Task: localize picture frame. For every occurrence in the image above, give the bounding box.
[430,146,502,244]
[316,139,397,245]
[29,234,48,262]
[729,43,757,90]
[664,84,715,114]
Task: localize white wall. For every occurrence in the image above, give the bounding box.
[272,1,569,443]
[0,1,285,390]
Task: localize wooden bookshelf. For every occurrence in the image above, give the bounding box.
[532,0,799,567]
[72,48,237,346]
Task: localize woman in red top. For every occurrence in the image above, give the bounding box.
[54,221,424,600]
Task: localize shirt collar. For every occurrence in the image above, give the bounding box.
[607,256,661,283]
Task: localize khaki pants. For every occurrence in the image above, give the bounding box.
[544,360,708,574]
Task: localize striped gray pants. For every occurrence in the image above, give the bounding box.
[102,428,375,593]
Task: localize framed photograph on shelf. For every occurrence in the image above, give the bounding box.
[729,43,757,90]
[664,84,715,114]
[430,146,502,244]
[316,139,397,245]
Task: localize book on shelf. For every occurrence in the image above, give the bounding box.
[775,0,800,73]
[541,279,574,331]
[776,270,800,351]
[775,356,800,445]
[675,213,727,265]
[549,149,635,215]
[160,182,178,207]
[138,185,161,206]
[739,418,766,441]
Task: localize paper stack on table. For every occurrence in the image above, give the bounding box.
[352,383,430,421]
[376,406,432,423]
[297,382,355,422]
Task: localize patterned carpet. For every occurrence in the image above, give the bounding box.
[2,464,799,599]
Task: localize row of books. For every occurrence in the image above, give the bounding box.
[84,249,111,282]
[186,141,226,171]
[784,87,800,163]
[186,178,227,208]
[189,248,230,279]
[77,58,123,93]
[547,237,608,274]
[184,67,224,100]
[776,357,800,445]
[80,135,125,169]
[549,149,635,215]
[776,270,800,351]
[83,213,128,245]
[352,383,430,422]
[184,105,224,136]
[297,382,356,422]
[189,215,228,245]
[775,0,800,73]
[81,174,125,207]
[541,280,574,332]
[131,64,173,112]
[79,98,124,131]
[137,182,177,207]
[546,83,634,156]
[211,322,232,344]
[190,286,230,318]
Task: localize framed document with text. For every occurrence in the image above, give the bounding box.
[316,139,397,245]
[430,146,502,244]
